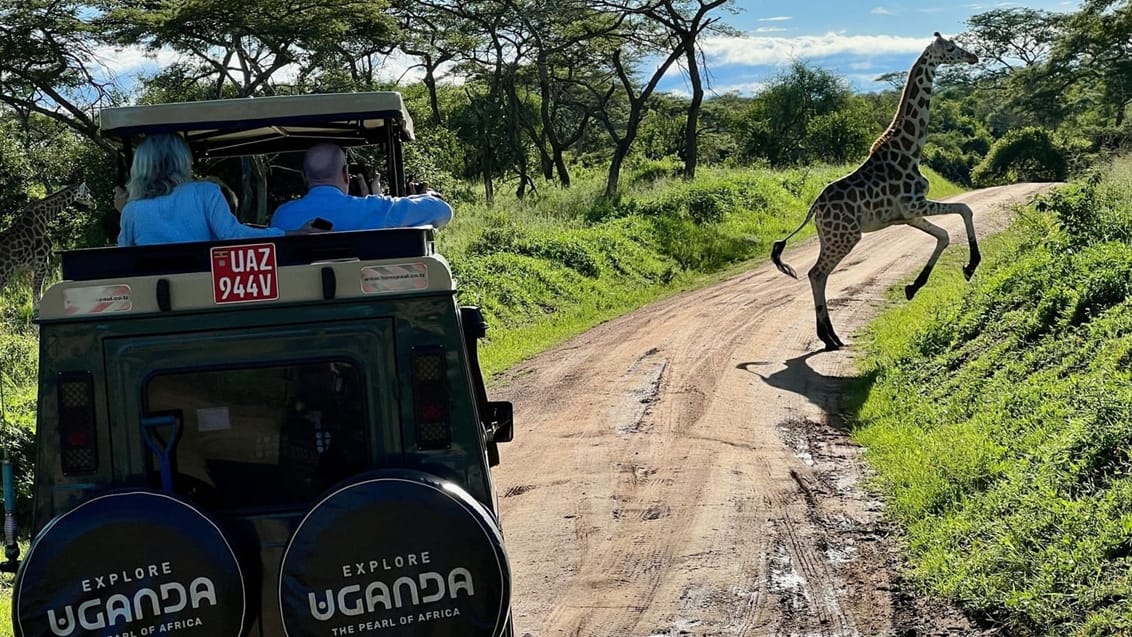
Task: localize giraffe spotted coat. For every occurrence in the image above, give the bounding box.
[771,33,980,351]
[0,183,94,307]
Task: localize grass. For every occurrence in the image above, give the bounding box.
[850,156,1132,636]
[0,158,964,633]
[436,160,961,377]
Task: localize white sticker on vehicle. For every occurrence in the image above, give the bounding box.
[197,406,232,432]
[360,263,429,294]
[63,284,132,315]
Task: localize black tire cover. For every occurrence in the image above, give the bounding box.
[279,469,511,637]
[13,490,246,637]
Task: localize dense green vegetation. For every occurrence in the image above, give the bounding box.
[853,156,1132,636]
[0,159,963,636]
[1,2,1129,244]
[2,0,1132,634]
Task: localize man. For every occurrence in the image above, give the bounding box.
[270,143,453,232]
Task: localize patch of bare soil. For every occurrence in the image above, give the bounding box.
[491,184,1054,637]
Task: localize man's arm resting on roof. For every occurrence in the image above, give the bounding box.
[372,194,453,229]
[204,184,286,240]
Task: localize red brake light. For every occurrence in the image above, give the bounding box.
[57,372,98,475]
[411,347,451,449]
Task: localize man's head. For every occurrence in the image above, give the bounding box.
[303,143,349,192]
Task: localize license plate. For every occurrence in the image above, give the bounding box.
[210,243,279,304]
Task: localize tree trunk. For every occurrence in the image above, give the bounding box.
[554,150,571,188]
[424,73,442,124]
[683,40,704,181]
[605,139,631,197]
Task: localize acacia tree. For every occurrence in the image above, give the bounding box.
[0,0,117,149]
[640,0,734,180]
[96,0,397,98]
[963,8,1064,77]
[1049,0,1132,128]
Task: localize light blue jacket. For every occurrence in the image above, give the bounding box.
[269,186,453,232]
[118,181,285,246]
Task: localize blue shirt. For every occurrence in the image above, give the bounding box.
[269,186,453,232]
[118,181,285,246]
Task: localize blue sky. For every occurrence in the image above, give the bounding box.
[656,0,1082,96]
[94,0,1083,100]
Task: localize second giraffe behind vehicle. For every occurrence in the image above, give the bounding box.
[771,32,979,351]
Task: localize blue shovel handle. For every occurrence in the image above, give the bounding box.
[141,414,182,493]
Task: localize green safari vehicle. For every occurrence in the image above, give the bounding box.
[9,92,515,637]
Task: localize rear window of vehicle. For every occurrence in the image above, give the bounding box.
[144,360,369,510]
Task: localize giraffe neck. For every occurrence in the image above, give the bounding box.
[883,51,938,159]
[16,184,82,226]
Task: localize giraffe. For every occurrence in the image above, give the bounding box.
[0,182,95,306]
[770,32,979,351]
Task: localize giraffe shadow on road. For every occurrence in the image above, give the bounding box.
[737,352,876,432]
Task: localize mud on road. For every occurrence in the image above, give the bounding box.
[491,184,1054,637]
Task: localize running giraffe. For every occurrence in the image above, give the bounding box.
[0,183,95,307]
[771,32,979,351]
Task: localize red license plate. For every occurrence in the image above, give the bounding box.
[210,243,279,304]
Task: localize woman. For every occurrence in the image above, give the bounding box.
[116,133,286,246]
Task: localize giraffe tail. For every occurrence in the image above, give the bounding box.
[771,240,797,278]
[771,203,817,279]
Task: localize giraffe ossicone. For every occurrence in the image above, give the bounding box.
[771,33,980,351]
[0,182,95,309]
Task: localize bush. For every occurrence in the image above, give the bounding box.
[923,144,978,186]
[1035,173,1132,248]
[971,127,1068,186]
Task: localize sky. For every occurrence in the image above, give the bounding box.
[92,0,1084,100]
[657,0,1082,95]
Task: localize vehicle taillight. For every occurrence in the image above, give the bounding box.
[57,372,97,475]
[411,347,450,449]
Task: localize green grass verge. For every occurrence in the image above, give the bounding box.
[438,161,961,377]
[0,159,963,632]
[851,158,1132,636]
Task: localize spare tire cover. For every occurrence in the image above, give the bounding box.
[13,490,246,637]
[279,469,510,637]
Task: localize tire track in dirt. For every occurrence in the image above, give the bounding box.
[492,184,1054,637]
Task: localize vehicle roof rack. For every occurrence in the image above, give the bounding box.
[61,228,435,281]
[99,92,415,157]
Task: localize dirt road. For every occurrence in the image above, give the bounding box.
[491,183,1053,637]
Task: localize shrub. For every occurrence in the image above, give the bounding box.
[971,127,1068,186]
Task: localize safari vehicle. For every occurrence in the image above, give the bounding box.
[9,92,515,637]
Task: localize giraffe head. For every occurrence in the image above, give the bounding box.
[71,182,95,208]
[928,32,978,66]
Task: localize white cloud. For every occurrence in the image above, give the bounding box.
[702,32,928,67]
[758,16,792,21]
[755,27,788,33]
[87,44,455,95]
[711,81,769,96]
[91,45,182,82]
[871,7,894,14]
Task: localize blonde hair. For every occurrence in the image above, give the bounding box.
[126,133,193,201]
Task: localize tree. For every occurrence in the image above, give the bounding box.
[1049,0,1132,128]
[738,61,856,166]
[97,0,397,98]
[640,0,735,180]
[958,7,1068,130]
[963,8,1063,77]
[0,0,117,149]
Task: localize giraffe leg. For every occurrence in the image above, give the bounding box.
[31,259,48,308]
[919,200,980,279]
[902,217,950,300]
[808,230,859,351]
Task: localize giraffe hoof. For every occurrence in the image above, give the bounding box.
[905,284,920,300]
[963,265,976,280]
